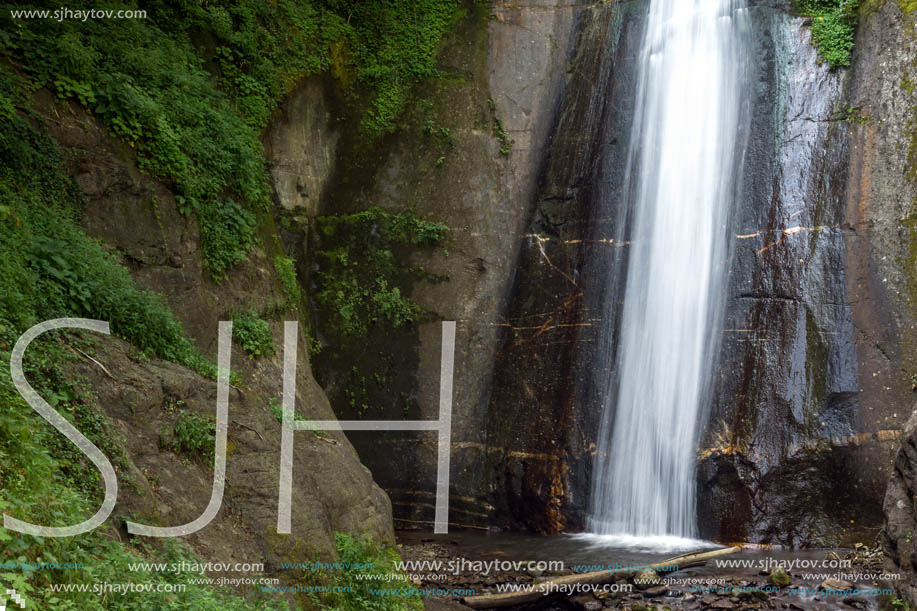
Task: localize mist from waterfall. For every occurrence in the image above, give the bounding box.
[586,0,749,544]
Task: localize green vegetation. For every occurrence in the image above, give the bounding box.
[860,0,917,14]
[0,76,212,376]
[421,113,455,168]
[268,396,327,438]
[314,207,447,341]
[2,3,273,277]
[199,199,257,280]
[307,331,324,357]
[0,1,462,606]
[488,98,512,155]
[312,533,423,611]
[269,396,284,423]
[312,208,446,417]
[274,256,303,310]
[1,0,463,277]
[170,411,216,459]
[322,1,462,138]
[841,104,870,124]
[232,309,275,358]
[493,117,511,155]
[797,0,860,68]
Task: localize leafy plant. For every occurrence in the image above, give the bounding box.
[307,331,323,357]
[314,207,447,341]
[199,200,256,278]
[312,533,424,611]
[268,396,284,423]
[232,309,275,358]
[797,0,859,68]
[274,255,302,309]
[493,117,511,155]
[171,411,216,459]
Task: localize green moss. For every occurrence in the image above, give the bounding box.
[902,218,917,309]
[857,0,916,15]
[905,92,917,193]
[314,207,447,341]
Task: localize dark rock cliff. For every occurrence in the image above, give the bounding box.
[698,4,863,546]
[301,0,583,531]
[485,1,643,533]
[480,0,885,545]
[252,0,917,550]
[883,405,917,602]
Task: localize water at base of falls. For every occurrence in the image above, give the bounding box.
[571,533,719,555]
[587,0,749,542]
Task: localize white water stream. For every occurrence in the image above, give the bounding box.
[587,0,748,547]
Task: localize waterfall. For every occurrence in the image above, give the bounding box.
[587,0,749,543]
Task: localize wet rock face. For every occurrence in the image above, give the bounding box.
[492,0,878,542]
[264,78,340,216]
[697,7,864,546]
[484,1,643,532]
[700,0,917,546]
[485,0,911,543]
[476,0,895,540]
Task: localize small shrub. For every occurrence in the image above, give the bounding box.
[313,533,424,611]
[798,0,859,68]
[307,331,323,356]
[233,309,275,357]
[269,396,284,423]
[200,200,257,278]
[172,411,216,458]
[314,207,447,341]
[274,255,302,308]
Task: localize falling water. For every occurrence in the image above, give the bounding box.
[587,0,749,544]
